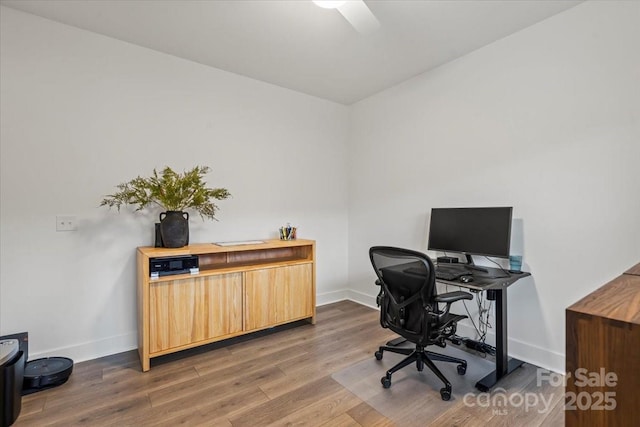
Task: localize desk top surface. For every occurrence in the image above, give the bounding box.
[381,261,530,291]
[437,268,531,291]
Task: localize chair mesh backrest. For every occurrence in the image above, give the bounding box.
[369,246,436,338]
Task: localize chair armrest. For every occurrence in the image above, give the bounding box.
[434,291,473,304]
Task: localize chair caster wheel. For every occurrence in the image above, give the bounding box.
[381,376,391,388]
[440,388,451,401]
[375,351,383,360]
[457,364,466,375]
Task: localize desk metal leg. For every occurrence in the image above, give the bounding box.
[475,288,524,392]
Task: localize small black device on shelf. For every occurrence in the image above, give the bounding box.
[149,255,199,278]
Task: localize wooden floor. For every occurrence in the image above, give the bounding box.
[14,301,564,426]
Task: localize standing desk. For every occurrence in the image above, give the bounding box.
[437,267,531,391]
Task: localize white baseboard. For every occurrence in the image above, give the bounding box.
[316,289,350,306]
[346,289,378,309]
[33,293,565,374]
[41,290,363,364]
[32,290,356,364]
[29,332,137,364]
[454,324,565,374]
[317,288,377,309]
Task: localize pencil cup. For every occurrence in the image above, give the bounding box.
[279,225,297,240]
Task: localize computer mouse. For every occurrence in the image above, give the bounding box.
[460,275,474,283]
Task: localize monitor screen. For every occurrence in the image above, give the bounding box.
[427,207,513,258]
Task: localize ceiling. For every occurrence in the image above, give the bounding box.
[0,0,583,105]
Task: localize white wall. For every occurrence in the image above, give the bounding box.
[347,0,640,373]
[2,1,638,372]
[0,7,350,361]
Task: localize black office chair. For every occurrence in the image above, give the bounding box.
[370,246,473,400]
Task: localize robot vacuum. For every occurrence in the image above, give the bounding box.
[22,357,74,395]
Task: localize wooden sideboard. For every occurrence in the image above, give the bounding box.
[565,262,640,426]
[136,239,316,371]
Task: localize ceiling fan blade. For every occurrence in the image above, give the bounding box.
[337,0,380,35]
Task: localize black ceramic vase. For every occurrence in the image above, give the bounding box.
[159,211,189,248]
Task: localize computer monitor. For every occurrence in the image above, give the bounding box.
[427,207,513,262]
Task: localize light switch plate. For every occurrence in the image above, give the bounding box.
[56,215,77,231]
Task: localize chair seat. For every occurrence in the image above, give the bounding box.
[439,312,467,329]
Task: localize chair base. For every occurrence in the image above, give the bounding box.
[375,344,467,401]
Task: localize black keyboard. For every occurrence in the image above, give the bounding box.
[435,265,468,281]
[404,265,469,281]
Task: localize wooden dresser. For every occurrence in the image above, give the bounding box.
[565,262,640,426]
[136,239,316,371]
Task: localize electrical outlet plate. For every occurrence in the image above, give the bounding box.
[56,215,77,231]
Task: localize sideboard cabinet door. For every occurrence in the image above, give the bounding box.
[244,264,313,331]
[149,273,243,353]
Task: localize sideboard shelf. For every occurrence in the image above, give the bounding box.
[136,239,316,371]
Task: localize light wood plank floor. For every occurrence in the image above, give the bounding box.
[14,301,563,426]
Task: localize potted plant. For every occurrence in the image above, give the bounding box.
[100,166,230,248]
